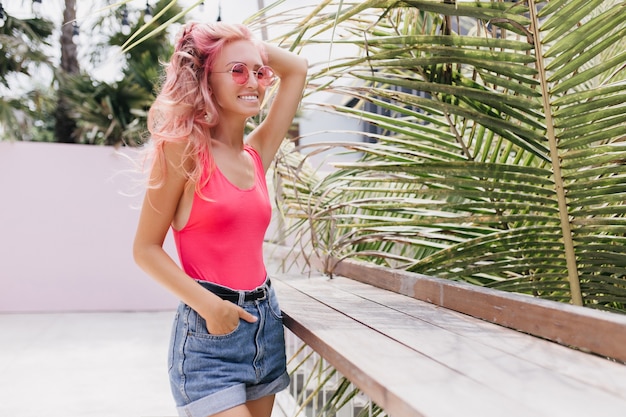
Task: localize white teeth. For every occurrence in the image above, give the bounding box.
[239,95,258,101]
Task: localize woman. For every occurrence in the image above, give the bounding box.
[133,21,308,417]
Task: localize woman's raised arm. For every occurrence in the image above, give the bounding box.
[247,43,308,171]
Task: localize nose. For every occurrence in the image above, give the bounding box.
[246,69,259,87]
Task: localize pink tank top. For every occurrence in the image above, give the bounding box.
[173,145,271,290]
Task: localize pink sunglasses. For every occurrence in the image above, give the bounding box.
[213,63,276,87]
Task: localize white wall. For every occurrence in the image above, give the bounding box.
[297,108,365,172]
[0,141,178,312]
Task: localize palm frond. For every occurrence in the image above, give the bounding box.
[264,0,626,312]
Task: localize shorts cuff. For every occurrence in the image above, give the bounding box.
[248,371,291,402]
[178,384,245,417]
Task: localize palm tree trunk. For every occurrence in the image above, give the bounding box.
[55,0,79,143]
[257,0,267,40]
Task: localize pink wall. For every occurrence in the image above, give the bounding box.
[0,141,179,312]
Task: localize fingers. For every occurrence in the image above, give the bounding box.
[203,299,241,335]
[239,307,258,324]
[203,302,258,335]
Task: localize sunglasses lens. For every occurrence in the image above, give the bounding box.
[256,66,275,86]
[230,63,248,85]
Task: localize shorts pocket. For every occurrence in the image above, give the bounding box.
[192,312,241,338]
[183,318,256,369]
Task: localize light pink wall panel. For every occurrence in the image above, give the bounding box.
[0,141,178,312]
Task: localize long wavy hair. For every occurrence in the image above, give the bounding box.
[146,21,266,194]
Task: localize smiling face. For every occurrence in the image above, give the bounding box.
[209,40,267,121]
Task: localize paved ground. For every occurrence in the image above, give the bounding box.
[0,309,297,417]
[0,311,178,417]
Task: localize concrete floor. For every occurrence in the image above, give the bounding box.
[0,311,178,417]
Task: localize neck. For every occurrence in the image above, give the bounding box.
[211,117,247,149]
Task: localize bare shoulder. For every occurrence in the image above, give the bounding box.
[152,141,194,185]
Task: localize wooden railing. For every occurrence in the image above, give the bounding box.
[328,256,626,363]
[265,244,626,417]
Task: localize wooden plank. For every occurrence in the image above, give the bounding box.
[325,277,626,403]
[283,277,626,415]
[327,256,626,362]
[331,276,626,399]
[273,278,549,417]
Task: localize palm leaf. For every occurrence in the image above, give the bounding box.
[263,0,626,312]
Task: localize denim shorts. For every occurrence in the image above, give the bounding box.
[168,278,290,417]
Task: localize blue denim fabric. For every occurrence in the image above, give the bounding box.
[168,279,290,417]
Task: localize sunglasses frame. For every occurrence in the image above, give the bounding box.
[212,62,276,87]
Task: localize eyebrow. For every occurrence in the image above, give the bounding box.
[226,61,263,69]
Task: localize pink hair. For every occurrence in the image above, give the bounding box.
[146,21,265,194]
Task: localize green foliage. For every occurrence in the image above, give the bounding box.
[62,0,182,146]
[0,0,184,144]
[0,12,54,141]
[0,15,53,86]
[264,0,626,312]
[60,72,153,145]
